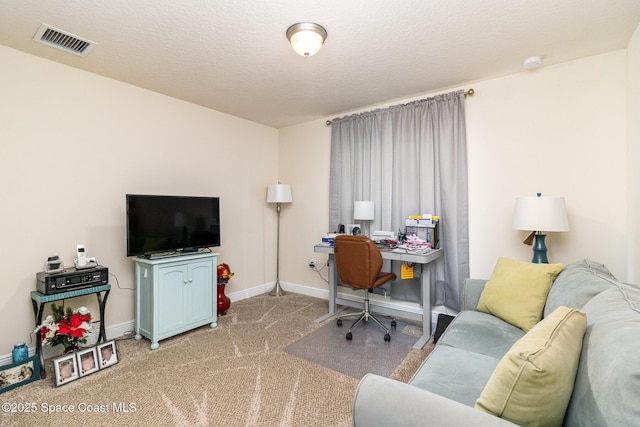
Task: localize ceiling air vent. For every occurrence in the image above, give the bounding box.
[33,24,97,57]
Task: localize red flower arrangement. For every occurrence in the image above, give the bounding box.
[217,263,234,285]
[37,304,94,351]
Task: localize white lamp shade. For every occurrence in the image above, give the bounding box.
[513,196,569,232]
[266,184,292,203]
[353,201,375,221]
[286,23,326,57]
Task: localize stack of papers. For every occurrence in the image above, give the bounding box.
[392,244,432,254]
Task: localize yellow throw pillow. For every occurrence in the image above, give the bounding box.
[475,307,586,427]
[477,257,563,332]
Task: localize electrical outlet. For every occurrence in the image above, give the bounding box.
[308,259,316,268]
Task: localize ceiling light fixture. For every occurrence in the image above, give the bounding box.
[286,22,327,57]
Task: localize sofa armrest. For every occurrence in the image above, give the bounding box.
[353,374,517,427]
[461,278,488,311]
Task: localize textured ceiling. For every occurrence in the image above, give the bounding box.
[2,1,640,128]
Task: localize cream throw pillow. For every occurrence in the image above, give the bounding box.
[477,257,563,332]
[475,306,586,427]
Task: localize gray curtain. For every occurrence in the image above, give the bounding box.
[329,90,469,310]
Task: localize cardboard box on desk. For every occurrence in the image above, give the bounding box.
[321,233,343,246]
[321,237,335,246]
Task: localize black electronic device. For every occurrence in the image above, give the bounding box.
[126,194,221,257]
[37,266,109,295]
[44,255,63,273]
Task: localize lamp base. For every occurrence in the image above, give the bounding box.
[269,280,287,297]
[531,233,549,264]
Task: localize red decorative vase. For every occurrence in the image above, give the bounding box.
[61,345,79,355]
[217,282,231,316]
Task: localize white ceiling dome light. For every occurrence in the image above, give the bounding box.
[286,22,327,57]
[523,55,543,69]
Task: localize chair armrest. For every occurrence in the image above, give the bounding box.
[353,374,517,427]
[461,278,488,311]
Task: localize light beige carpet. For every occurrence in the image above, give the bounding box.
[0,293,434,427]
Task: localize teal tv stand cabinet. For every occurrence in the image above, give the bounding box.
[133,252,218,349]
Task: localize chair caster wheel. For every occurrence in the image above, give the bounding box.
[346,332,353,340]
[384,333,391,342]
[337,319,342,327]
[391,320,397,328]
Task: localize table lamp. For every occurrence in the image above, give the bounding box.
[512,193,569,263]
[354,201,374,237]
[266,183,293,296]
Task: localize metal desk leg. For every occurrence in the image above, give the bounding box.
[32,299,47,378]
[412,263,433,350]
[315,254,345,323]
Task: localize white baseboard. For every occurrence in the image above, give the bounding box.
[2,281,451,364]
[212,280,448,327]
[270,281,449,325]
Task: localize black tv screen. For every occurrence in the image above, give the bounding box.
[126,194,220,257]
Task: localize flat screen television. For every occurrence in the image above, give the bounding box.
[126,194,220,257]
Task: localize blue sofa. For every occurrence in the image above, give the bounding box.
[352,259,640,426]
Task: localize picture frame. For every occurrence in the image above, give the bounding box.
[53,354,78,387]
[97,340,118,369]
[76,347,99,377]
[0,355,40,394]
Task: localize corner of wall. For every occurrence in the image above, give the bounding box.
[628,22,640,284]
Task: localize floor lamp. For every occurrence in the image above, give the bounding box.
[266,183,292,296]
[513,193,569,263]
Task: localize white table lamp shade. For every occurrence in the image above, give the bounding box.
[353,201,375,221]
[266,184,292,203]
[513,196,569,232]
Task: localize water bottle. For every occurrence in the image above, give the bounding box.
[12,343,28,363]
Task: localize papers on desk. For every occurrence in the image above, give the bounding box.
[392,244,433,254]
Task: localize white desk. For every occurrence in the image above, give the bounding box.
[313,244,443,349]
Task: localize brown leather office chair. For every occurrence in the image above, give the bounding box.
[333,235,397,341]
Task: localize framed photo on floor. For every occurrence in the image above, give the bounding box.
[77,347,99,377]
[53,354,78,387]
[0,355,40,394]
[97,340,118,369]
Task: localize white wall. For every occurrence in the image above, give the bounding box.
[0,45,279,355]
[466,50,628,279]
[628,23,640,284]
[277,121,333,293]
[279,49,631,295]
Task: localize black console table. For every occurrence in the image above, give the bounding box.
[30,284,110,378]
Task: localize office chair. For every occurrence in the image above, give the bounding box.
[333,235,397,342]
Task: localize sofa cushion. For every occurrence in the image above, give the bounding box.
[477,257,563,332]
[437,310,525,359]
[408,310,525,408]
[475,306,586,427]
[543,258,617,317]
[410,344,503,407]
[461,278,489,310]
[564,281,640,426]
